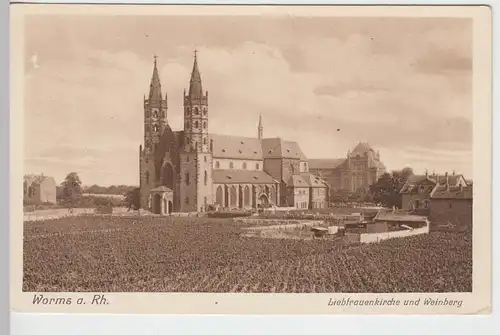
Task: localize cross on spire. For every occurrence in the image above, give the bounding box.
[193,49,198,59]
[153,54,158,66]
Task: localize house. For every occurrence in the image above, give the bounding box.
[286,174,329,209]
[23,174,57,204]
[399,171,468,212]
[429,183,473,229]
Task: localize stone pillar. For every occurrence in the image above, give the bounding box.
[160,194,165,215]
[221,185,226,208]
[235,184,240,209]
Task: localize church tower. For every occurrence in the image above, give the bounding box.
[179,51,213,212]
[139,55,168,208]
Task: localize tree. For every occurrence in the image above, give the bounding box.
[124,187,141,211]
[60,172,83,207]
[369,169,413,208]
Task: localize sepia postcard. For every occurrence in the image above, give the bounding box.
[10,4,492,315]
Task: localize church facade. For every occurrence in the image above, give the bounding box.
[139,53,329,213]
[308,143,387,197]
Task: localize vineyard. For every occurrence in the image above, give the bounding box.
[23,216,472,292]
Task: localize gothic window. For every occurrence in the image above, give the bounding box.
[194,121,199,129]
[185,172,190,185]
[152,124,158,132]
[243,162,247,170]
[204,171,208,186]
[256,163,260,170]
[203,108,207,116]
[153,110,158,118]
[194,107,199,115]
[215,161,220,169]
[229,161,234,169]
[203,121,207,129]
[145,171,149,185]
[203,137,207,146]
[210,139,214,152]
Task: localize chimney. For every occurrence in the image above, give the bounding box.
[425,169,428,178]
[453,170,456,176]
[445,172,449,184]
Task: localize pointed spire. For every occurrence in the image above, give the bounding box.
[188,49,203,99]
[258,114,263,140]
[148,54,162,106]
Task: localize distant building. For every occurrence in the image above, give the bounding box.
[23,174,57,204]
[429,183,473,229]
[139,53,329,213]
[400,172,468,212]
[309,142,387,196]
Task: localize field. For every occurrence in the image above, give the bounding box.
[23,216,472,292]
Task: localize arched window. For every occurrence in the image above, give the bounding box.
[204,171,208,185]
[153,110,158,118]
[194,107,199,115]
[256,163,260,170]
[185,172,190,185]
[145,171,149,185]
[215,161,220,169]
[229,161,234,169]
[203,108,207,116]
[203,121,207,129]
[210,139,214,152]
[243,162,247,170]
[194,121,199,129]
[203,137,207,145]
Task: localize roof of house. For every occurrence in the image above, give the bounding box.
[466,179,473,185]
[286,173,328,188]
[24,174,56,186]
[261,137,307,160]
[374,210,428,222]
[430,185,473,200]
[212,169,278,184]
[350,142,374,157]
[209,133,263,160]
[400,173,467,194]
[308,158,346,170]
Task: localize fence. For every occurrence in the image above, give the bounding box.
[359,224,430,243]
[23,207,130,222]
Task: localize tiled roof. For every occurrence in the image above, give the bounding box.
[261,138,307,160]
[300,173,328,188]
[308,158,345,170]
[286,173,328,188]
[210,133,263,160]
[374,210,428,222]
[212,169,278,184]
[430,185,473,200]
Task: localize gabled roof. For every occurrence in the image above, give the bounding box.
[24,174,56,186]
[350,142,373,157]
[430,185,473,200]
[212,170,278,184]
[308,158,345,170]
[210,134,263,160]
[286,173,328,188]
[261,137,307,160]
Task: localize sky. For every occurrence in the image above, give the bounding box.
[23,15,472,186]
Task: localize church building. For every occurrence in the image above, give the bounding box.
[139,52,329,214]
